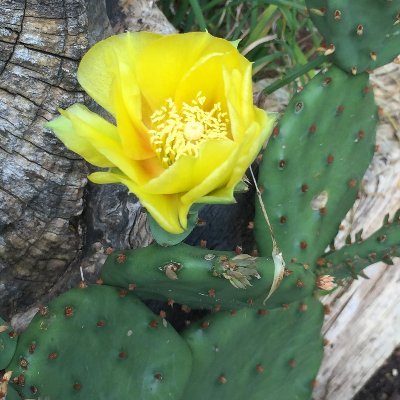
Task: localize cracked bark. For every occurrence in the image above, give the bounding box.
[0,0,156,320]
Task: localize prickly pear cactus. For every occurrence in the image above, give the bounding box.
[254,66,378,267]
[306,0,400,74]
[7,285,192,400]
[0,317,17,370]
[181,297,324,400]
[317,210,400,279]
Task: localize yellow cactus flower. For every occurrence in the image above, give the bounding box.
[48,32,274,234]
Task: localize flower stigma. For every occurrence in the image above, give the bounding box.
[149,92,230,167]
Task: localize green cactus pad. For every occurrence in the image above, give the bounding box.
[181,297,324,400]
[255,66,378,269]
[0,317,17,370]
[100,243,315,310]
[317,210,400,279]
[7,285,192,400]
[101,243,276,310]
[306,0,400,74]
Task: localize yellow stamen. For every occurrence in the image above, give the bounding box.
[149,92,230,167]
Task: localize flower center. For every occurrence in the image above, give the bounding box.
[149,92,229,167]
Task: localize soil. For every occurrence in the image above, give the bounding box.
[354,347,400,400]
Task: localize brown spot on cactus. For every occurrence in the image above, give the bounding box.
[279,159,286,169]
[299,303,308,312]
[128,283,137,291]
[119,351,127,359]
[327,154,334,164]
[311,379,318,388]
[105,247,113,255]
[356,24,364,35]
[13,375,25,386]
[201,321,210,329]
[78,281,87,289]
[370,51,377,61]
[29,342,36,354]
[282,304,289,310]
[308,123,317,133]
[300,241,308,250]
[351,66,357,75]
[119,289,128,298]
[334,10,341,20]
[116,253,127,264]
[149,320,159,329]
[213,304,221,312]
[303,263,310,270]
[181,304,191,313]
[357,130,365,140]
[73,383,82,391]
[348,178,357,188]
[316,257,326,266]
[323,338,330,346]
[301,184,309,193]
[296,279,305,288]
[154,373,163,381]
[316,275,336,291]
[337,105,345,114]
[295,101,303,112]
[230,309,237,316]
[48,352,58,360]
[368,252,377,261]
[289,359,297,368]
[377,235,387,243]
[218,375,227,384]
[272,126,280,137]
[290,257,297,263]
[247,298,254,306]
[97,320,106,327]
[30,386,38,394]
[319,207,327,216]
[284,268,293,277]
[8,330,17,338]
[20,358,29,369]
[247,221,255,229]
[159,310,167,319]
[280,215,287,224]
[39,306,48,316]
[258,309,268,316]
[200,239,207,248]
[96,278,104,285]
[64,306,74,318]
[256,364,265,374]
[251,249,259,257]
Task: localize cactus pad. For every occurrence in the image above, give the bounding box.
[317,210,400,279]
[306,0,400,74]
[0,317,17,370]
[181,297,324,400]
[255,66,378,268]
[7,285,192,400]
[101,243,316,310]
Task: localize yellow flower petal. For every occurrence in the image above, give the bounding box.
[141,139,235,194]
[136,32,238,110]
[223,64,255,141]
[47,104,117,168]
[226,109,275,188]
[78,32,161,116]
[59,105,157,185]
[89,171,190,234]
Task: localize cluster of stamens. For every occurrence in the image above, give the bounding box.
[149,92,230,167]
